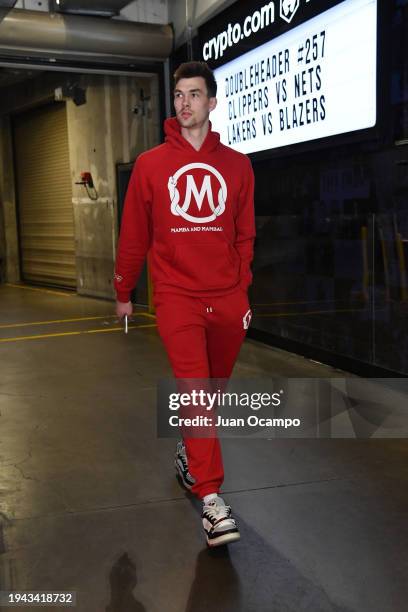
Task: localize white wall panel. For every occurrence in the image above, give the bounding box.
[118,0,168,24]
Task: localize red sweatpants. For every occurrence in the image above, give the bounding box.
[154,287,252,498]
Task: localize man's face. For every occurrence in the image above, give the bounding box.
[174,76,217,129]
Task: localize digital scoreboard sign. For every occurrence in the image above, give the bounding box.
[207,0,377,154]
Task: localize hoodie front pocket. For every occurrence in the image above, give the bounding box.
[172,241,240,290]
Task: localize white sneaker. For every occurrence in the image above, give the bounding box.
[174,440,195,491]
[202,496,241,547]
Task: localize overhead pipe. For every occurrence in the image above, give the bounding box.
[0,8,173,62]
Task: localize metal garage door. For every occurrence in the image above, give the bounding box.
[13,103,76,288]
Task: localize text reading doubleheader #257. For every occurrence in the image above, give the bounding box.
[208,0,377,154]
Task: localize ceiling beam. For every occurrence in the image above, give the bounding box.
[52,0,132,17]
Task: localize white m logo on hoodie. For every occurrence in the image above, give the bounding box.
[185,175,213,212]
[168,162,227,223]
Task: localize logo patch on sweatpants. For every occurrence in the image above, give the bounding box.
[243,309,252,330]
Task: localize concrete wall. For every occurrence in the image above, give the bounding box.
[168,0,237,48]
[67,73,160,298]
[118,0,168,24]
[14,0,168,21]
[0,71,160,297]
[14,0,49,11]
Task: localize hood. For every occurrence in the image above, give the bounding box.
[164,116,220,153]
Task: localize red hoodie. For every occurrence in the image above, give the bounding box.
[114,117,255,302]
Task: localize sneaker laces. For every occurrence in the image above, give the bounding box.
[203,500,234,526]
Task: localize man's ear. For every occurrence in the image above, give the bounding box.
[209,96,217,112]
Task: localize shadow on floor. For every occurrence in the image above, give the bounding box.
[106,553,146,612]
[183,494,352,612]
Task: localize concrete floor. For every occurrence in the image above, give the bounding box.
[0,283,407,612]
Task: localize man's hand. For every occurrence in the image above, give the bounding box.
[116,300,133,320]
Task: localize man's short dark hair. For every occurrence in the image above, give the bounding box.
[173,61,217,98]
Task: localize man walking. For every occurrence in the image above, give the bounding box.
[114,61,255,547]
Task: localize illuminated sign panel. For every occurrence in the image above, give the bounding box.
[209,0,377,154]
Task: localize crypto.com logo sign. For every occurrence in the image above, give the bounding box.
[202,0,310,61]
[280,0,300,24]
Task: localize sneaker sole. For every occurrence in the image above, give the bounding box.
[206,531,241,547]
[174,461,193,491]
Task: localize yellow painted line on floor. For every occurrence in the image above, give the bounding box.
[86,323,157,334]
[4,285,157,319]
[0,315,116,329]
[0,323,157,343]
[5,283,76,297]
[0,312,155,330]
[136,312,156,319]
